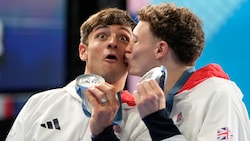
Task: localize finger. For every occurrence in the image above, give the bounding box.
[99,93,108,105]
[136,80,153,98]
[149,79,161,90]
[94,82,118,106]
[146,80,166,108]
[85,89,99,108]
[87,85,107,105]
[147,79,165,98]
[133,90,140,103]
[138,79,162,96]
[143,79,158,91]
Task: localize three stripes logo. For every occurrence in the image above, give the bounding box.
[40,118,61,130]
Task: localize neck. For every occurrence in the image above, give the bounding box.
[109,74,127,93]
[164,65,193,96]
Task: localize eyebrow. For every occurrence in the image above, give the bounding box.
[94,25,108,31]
[94,25,131,35]
[119,26,131,35]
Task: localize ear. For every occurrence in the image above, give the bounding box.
[155,40,168,59]
[79,43,88,61]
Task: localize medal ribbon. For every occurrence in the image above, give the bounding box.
[76,87,122,125]
[166,67,195,116]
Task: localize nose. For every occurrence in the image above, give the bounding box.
[108,44,117,48]
[108,36,117,49]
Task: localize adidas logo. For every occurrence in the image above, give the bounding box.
[41,118,61,130]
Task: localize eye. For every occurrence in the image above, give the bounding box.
[119,35,129,42]
[97,33,107,39]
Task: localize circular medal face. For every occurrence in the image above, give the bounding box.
[76,74,105,88]
[75,74,105,117]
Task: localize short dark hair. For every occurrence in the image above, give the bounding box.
[80,8,136,44]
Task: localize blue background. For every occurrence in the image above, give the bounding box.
[0,0,66,91]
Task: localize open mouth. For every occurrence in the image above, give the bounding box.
[105,54,118,62]
[106,54,117,60]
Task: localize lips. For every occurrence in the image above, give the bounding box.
[104,53,118,62]
[106,54,117,60]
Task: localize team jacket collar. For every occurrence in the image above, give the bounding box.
[178,63,230,93]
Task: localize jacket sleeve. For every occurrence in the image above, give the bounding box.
[91,125,119,141]
[143,109,186,141]
[5,98,29,141]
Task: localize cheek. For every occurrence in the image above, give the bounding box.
[133,46,150,60]
[131,48,141,61]
[87,44,104,60]
[89,42,104,54]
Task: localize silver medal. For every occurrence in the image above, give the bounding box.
[140,65,167,90]
[75,74,105,117]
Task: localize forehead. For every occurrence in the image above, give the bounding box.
[133,21,152,37]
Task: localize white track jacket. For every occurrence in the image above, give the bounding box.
[142,64,250,141]
[6,64,250,141]
[5,81,151,141]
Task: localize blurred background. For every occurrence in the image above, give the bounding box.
[0,0,249,140]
